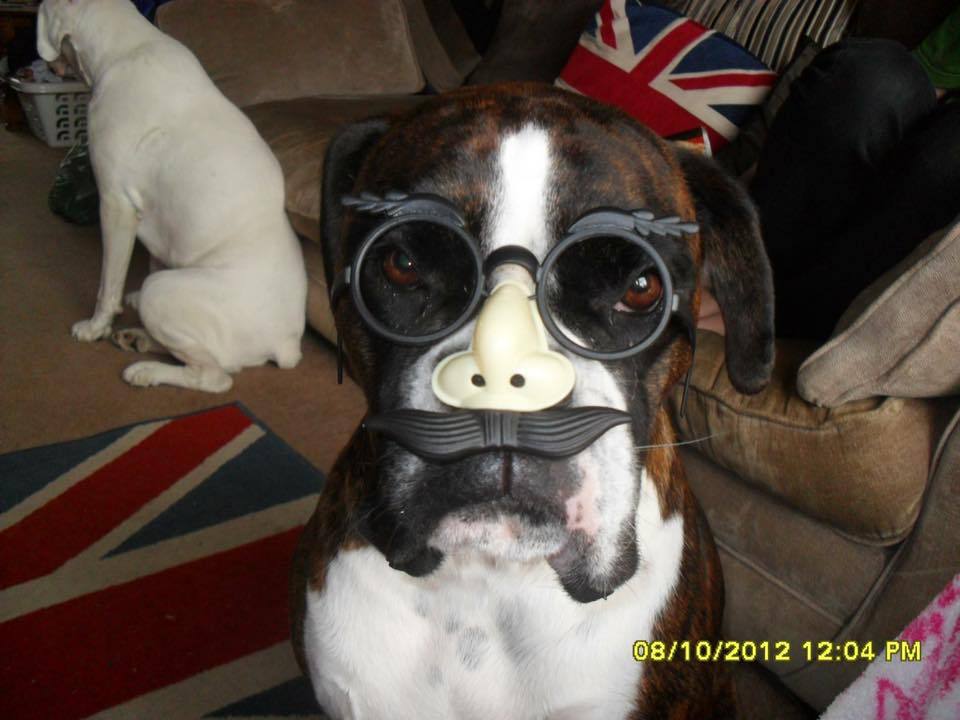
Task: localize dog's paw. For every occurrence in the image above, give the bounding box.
[124,291,141,310]
[122,361,234,392]
[112,328,156,353]
[122,361,164,387]
[72,318,111,342]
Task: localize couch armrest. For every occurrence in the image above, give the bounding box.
[782,399,960,709]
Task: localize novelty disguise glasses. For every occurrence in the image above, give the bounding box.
[329,192,700,462]
[331,191,699,360]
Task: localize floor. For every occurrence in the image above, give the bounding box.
[1,126,814,719]
[0,128,366,472]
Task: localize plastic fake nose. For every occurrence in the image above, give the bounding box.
[431,280,576,412]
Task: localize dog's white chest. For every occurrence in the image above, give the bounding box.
[302,509,683,720]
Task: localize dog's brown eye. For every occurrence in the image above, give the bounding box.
[618,271,663,313]
[383,248,419,287]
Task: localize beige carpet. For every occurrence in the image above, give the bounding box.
[0,128,365,472]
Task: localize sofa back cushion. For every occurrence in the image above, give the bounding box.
[797,216,960,407]
[666,0,859,72]
[156,0,424,107]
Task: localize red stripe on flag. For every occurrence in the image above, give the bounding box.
[671,72,777,90]
[560,46,697,139]
[0,405,252,590]
[0,527,302,720]
[599,1,616,49]
[629,20,706,84]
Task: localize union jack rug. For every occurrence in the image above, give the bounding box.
[558,0,778,150]
[0,404,326,719]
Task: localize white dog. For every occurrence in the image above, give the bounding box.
[37,0,307,392]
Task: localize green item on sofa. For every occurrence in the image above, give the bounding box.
[48,141,99,226]
[913,5,960,90]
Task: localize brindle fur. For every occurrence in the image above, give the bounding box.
[294,83,774,719]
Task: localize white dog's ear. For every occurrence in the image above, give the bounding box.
[36,5,64,62]
[320,118,391,291]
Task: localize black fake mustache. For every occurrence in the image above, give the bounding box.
[363,407,632,461]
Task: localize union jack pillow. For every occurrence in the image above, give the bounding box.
[557,0,778,152]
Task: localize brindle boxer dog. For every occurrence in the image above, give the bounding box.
[291,83,774,720]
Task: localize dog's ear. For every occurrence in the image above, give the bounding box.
[36,5,63,62]
[676,147,775,394]
[320,118,391,290]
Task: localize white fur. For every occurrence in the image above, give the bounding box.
[304,476,683,720]
[38,0,306,392]
[486,126,553,258]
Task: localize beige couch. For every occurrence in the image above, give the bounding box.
[158,1,960,715]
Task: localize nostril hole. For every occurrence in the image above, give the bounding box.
[510,374,525,388]
[471,374,486,387]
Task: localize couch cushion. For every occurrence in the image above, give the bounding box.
[682,448,891,675]
[797,217,960,407]
[156,0,424,108]
[243,95,427,241]
[556,1,777,152]
[669,0,859,72]
[670,331,941,543]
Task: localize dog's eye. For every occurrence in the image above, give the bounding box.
[615,271,662,313]
[382,248,419,287]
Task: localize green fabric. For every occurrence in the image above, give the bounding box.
[913,5,960,90]
[48,141,100,226]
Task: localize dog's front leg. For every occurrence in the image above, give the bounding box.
[72,194,138,342]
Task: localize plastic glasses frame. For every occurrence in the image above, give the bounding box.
[331,192,699,361]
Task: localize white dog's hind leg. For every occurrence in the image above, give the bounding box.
[73,194,138,341]
[126,258,167,311]
[123,355,232,393]
[125,268,240,393]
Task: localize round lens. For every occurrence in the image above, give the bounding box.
[353,218,482,343]
[539,231,672,358]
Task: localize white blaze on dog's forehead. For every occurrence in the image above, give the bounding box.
[487,125,552,258]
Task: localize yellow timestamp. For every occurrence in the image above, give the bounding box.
[632,640,922,664]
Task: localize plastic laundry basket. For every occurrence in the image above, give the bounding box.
[7,76,91,148]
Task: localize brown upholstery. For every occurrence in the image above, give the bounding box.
[243,96,427,241]
[156,0,424,107]
[684,449,891,672]
[242,96,428,344]
[671,331,943,543]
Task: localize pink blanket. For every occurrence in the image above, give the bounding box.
[821,574,960,720]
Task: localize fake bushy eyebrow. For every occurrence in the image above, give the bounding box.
[342,192,700,240]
